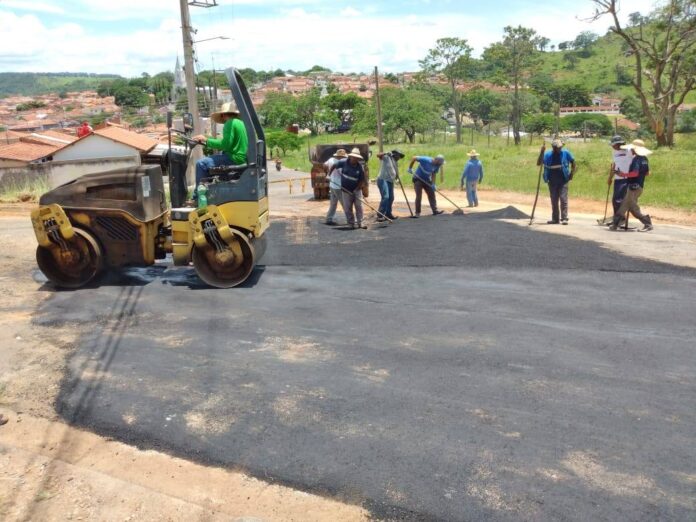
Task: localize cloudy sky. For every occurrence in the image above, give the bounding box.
[0,0,658,77]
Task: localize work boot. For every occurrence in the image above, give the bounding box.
[433,210,444,215]
[386,214,398,220]
[609,214,622,231]
[376,216,385,222]
[639,215,653,232]
[357,222,367,229]
[547,220,559,225]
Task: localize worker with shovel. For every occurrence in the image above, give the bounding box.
[328,148,368,229]
[324,148,348,225]
[407,154,445,216]
[537,138,576,225]
[376,150,405,222]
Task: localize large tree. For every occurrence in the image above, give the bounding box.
[484,26,542,145]
[419,37,473,143]
[353,87,442,143]
[590,0,696,146]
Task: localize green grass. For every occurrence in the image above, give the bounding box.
[276,131,696,211]
[0,176,50,203]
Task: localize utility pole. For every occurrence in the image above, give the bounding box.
[179,0,200,136]
[374,66,384,153]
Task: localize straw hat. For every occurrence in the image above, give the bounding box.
[333,149,348,158]
[622,139,652,156]
[551,138,564,148]
[210,101,240,124]
[467,149,479,157]
[347,147,363,160]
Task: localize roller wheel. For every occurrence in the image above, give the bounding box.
[36,228,103,289]
[192,228,256,288]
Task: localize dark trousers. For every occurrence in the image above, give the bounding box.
[414,179,437,215]
[548,181,568,222]
[612,179,628,214]
[377,179,395,216]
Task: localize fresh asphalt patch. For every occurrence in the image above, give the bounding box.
[36,209,696,521]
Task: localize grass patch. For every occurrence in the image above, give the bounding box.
[276,131,696,211]
[0,176,50,203]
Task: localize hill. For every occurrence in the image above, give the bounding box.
[0,72,123,98]
[534,31,696,104]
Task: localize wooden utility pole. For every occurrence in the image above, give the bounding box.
[374,66,384,153]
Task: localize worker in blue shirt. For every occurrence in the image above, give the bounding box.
[460,149,483,207]
[537,138,576,224]
[407,154,445,216]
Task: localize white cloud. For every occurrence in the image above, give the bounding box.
[340,7,361,17]
[0,0,666,77]
[0,0,64,14]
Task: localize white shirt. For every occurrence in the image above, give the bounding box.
[324,157,342,189]
[613,149,633,180]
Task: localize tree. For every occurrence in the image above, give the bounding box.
[537,37,551,52]
[560,113,613,135]
[353,87,442,143]
[258,91,298,129]
[620,95,644,122]
[295,88,337,134]
[590,0,696,146]
[419,37,473,143]
[572,31,599,57]
[266,131,302,156]
[523,113,555,143]
[677,108,696,132]
[461,87,502,127]
[113,85,149,109]
[484,26,543,145]
[322,91,366,124]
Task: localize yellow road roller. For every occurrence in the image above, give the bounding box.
[30,68,269,289]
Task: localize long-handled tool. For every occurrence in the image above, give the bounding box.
[395,172,416,218]
[340,186,393,224]
[597,165,613,225]
[529,142,546,226]
[413,174,465,216]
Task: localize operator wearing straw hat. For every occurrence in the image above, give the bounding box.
[609,139,654,232]
[191,101,248,201]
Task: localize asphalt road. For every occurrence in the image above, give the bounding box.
[37,211,696,521]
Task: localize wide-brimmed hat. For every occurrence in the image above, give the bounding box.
[622,139,652,156]
[334,149,348,158]
[551,138,564,148]
[467,149,479,157]
[610,135,625,146]
[210,101,240,124]
[348,147,363,160]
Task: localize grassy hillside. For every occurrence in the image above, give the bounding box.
[0,72,122,97]
[536,32,696,104]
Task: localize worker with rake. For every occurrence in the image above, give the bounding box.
[376,149,405,222]
[407,154,445,216]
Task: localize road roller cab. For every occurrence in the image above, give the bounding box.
[31,67,269,289]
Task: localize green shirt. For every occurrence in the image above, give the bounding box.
[206,118,248,164]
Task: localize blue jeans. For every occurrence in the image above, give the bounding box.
[465,179,479,206]
[194,153,233,197]
[377,178,394,217]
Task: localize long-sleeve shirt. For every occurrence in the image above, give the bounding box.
[461,159,483,185]
[377,154,398,182]
[206,118,248,164]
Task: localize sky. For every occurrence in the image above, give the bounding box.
[0,0,659,77]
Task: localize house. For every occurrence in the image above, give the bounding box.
[0,130,27,145]
[0,141,59,168]
[48,126,158,187]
